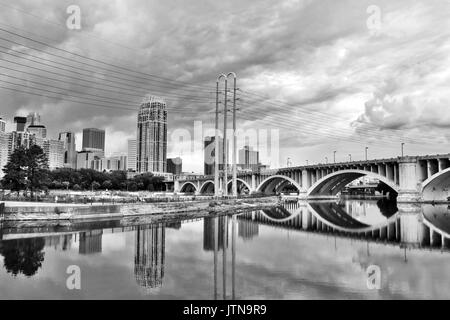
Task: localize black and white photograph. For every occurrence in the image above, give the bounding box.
[0,0,449,306]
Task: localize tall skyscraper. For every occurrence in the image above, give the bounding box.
[14,116,27,132]
[0,117,5,133]
[167,157,182,175]
[127,139,137,171]
[82,128,105,152]
[59,132,77,169]
[0,132,9,179]
[136,95,167,173]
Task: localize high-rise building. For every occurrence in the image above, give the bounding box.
[136,95,167,173]
[0,117,6,133]
[204,136,226,175]
[167,157,182,175]
[59,132,77,169]
[8,131,34,151]
[127,139,137,171]
[0,132,9,179]
[26,112,41,128]
[13,117,27,132]
[239,145,259,171]
[27,125,47,139]
[44,139,64,170]
[82,128,105,152]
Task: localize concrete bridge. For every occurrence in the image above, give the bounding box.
[173,154,450,203]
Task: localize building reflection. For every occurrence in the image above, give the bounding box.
[45,234,73,251]
[203,217,228,251]
[79,230,103,254]
[238,218,259,241]
[134,224,165,290]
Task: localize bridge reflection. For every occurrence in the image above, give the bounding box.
[237,201,450,250]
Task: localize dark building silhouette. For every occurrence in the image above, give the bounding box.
[82,128,105,152]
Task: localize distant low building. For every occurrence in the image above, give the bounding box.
[167,157,182,175]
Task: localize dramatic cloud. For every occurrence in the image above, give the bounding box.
[0,0,449,172]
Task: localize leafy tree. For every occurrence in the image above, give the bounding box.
[102,180,113,190]
[91,181,101,191]
[26,145,49,197]
[73,184,81,191]
[62,181,70,190]
[1,146,28,194]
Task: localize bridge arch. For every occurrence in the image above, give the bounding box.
[199,180,215,194]
[179,181,198,193]
[421,167,450,201]
[227,178,252,194]
[256,175,302,195]
[307,169,399,197]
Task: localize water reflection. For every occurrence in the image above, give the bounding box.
[0,237,45,277]
[134,224,165,290]
[2,200,450,299]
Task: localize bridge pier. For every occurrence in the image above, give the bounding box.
[397,157,422,203]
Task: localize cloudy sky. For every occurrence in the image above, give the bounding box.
[0,0,449,173]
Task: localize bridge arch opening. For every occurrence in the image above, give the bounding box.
[199,180,215,194]
[179,181,197,193]
[422,168,450,201]
[256,175,302,195]
[307,170,399,198]
[227,179,251,195]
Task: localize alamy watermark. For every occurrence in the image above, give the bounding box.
[366,5,382,36]
[66,265,81,290]
[66,5,82,30]
[169,121,280,168]
[366,265,381,290]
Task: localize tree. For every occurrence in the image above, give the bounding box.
[0,238,46,277]
[73,184,81,191]
[1,146,28,194]
[62,181,70,190]
[26,145,49,197]
[91,181,101,191]
[102,180,113,190]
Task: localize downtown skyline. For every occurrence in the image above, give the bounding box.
[0,0,449,174]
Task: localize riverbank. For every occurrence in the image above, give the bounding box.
[0,197,279,222]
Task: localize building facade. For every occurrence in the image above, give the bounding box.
[14,117,27,132]
[167,157,182,175]
[238,145,260,172]
[0,132,9,179]
[204,136,225,175]
[136,95,167,173]
[0,117,5,133]
[27,125,47,139]
[127,139,137,171]
[82,128,105,152]
[59,132,77,169]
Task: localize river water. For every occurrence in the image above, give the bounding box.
[1,199,450,299]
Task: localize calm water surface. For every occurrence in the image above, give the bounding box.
[1,199,450,299]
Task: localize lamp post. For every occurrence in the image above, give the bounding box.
[349,154,352,162]
[401,143,405,157]
[333,151,337,163]
[325,157,328,164]
[365,147,369,161]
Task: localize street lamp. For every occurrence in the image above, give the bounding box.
[325,157,328,164]
[348,154,352,162]
[401,143,405,157]
[365,147,369,161]
[333,151,337,163]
